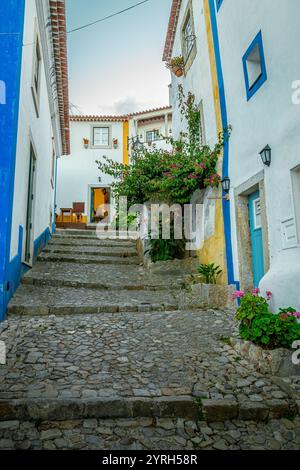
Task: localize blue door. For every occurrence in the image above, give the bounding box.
[249,191,265,287]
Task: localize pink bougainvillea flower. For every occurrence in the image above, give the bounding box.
[252,288,260,295]
[266,291,272,300]
[233,290,245,299]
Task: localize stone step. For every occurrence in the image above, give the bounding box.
[37,253,140,266]
[0,396,298,424]
[0,396,199,422]
[53,231,138,241]
[43,246,137,257]
[7,285,180,315]
[49,238,136,248]
[20,262,180,291]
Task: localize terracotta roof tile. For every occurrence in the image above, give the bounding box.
[70,106,172,122]
[49,0,70,155]
[162,0,182,62]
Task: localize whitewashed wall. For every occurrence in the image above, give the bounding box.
[10,0,58,261]
[170,0,217,147]
[217,0,300,310]
[57,120,124,221]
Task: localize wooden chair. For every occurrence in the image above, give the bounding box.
[73,202,85,224]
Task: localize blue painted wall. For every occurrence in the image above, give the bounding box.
[0,0,26,321]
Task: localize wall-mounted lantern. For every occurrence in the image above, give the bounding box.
[222,176,231,194]
[259,145,271,166]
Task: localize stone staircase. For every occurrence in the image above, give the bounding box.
[1,229,299,449]
[7,229,195,316]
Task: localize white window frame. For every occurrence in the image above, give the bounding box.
[31,24,42,117]
[91,125,111,149]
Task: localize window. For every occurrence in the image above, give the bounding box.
[181,2,196,73]
[292,165,300,244]
[93,127,110,147]
[31,34,42,116]
[146,130,160,143]
[216,0,223,10]
[242,31,267,101]
[183,13,194,60]
[51,149,55,188]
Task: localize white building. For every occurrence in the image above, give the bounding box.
[215,0,300,311]
[163,0,230,285]
[163,0,300,311]
[56,107,172,226]
[0,0,70,320]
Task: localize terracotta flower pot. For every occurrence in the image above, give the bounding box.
[172,66,184,77]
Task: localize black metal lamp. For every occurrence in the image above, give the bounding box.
[133,137,143,152]
[222,176,231,194]
[260,145,271,167]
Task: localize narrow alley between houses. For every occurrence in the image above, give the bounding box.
[0,229,300,450]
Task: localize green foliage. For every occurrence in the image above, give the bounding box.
[112,210,137,231]
[197,263,223,284]
[236,293,300,349]
[235,292,270,323]
[96,86,230,207]
[144,218,185,263]
[167,56,184,68]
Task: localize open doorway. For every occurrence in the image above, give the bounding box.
[90,187,110,223]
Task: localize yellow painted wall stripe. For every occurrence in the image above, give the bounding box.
[196,0,227,284]
[123,121,129,165]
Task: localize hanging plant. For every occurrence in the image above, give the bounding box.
[113,138,118,149]
[167,56,184,78]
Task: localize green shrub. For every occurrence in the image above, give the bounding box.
[197,263,222,284]
[235,292,300,349]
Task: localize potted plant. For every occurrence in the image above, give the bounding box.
[167,56,184,77]
[113,138,118,149]
[83,138,89,149]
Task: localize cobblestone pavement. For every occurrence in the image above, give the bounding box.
[1,417,300,450]
[0,230,299,450]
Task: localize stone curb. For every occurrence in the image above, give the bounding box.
[21,277,166,291]
[43,248,137,257]
[201,399,298,422]
[0,397,199,422]
[0,396,298,424]
[7,304,181,316]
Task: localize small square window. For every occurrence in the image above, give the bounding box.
[242,31,267,101]
[146,130,159,143]
[93,127,110,147]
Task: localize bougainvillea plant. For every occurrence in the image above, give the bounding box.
[96,86,231,207]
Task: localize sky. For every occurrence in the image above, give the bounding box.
[66,0,173,116]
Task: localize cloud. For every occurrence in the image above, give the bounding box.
[97,96,146,115]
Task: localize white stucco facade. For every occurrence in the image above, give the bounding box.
[57,108,173,223]
[57,119,125,223]
[10,0,67,265]
[216,0,300,311]
[164,0,300,309]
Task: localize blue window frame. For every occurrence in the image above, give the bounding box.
[216,0,223,10]
[242,31,267,101]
